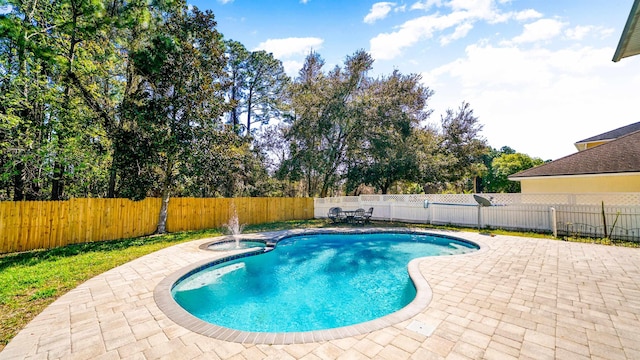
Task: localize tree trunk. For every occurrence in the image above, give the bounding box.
[51,161,64,200]
[13,164,25,201]
[155,158,174,234]
[107,164,117,198]
[380,182,389,194]
[155,189,170,234]
[246,87,253,135]
[230,70,239,130]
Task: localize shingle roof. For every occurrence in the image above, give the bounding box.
[575,121,640,144]
[510,130,640,179]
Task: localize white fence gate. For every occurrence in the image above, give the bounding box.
[314,193,640,241]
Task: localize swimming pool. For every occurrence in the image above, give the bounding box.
[170,231,478,334]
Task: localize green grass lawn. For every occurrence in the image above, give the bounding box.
[0,219,634,351]
[0,219,329,350]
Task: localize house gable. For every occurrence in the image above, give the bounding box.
[574,121,640,151]
[510,130,640,180]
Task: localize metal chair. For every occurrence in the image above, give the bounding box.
[353,208,366,225]
[363,207,374,224]
[328,207,343,223]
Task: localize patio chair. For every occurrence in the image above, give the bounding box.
[328,207,343,223]
[363,207,374,224]
[353,208,366,225]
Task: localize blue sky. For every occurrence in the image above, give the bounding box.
[195,0,640,161]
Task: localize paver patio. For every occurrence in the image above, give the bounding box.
[2,229,640,359]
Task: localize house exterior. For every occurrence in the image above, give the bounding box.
[509,126,640,193]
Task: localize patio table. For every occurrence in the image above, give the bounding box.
[341,210,357,223]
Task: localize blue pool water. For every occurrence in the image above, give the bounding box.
[172,232,478,332]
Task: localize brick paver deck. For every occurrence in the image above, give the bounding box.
[2,229,640,359]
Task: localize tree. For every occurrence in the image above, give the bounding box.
[243,50,289,134]
[0,0,111,200]
[439,101,488,192]
[126,4,228,233]
[222,42,289,135]
[0,2,54,200]
[282,50,373,197]
[488,152,544,192]
[278,51,326,196]
[73,0,157,198]
[223,40,249,132]
[479,145,514,192]
[183,128,276,198]
[346,71,433,194]
[413,125,448,193]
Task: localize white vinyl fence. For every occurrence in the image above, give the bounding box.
[314,193,640,242]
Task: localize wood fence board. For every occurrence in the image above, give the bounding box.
[50,202,60,249]
[19,202,29,251]
[0,197,313,254]
[1,203,15,253]
[0,203,6,253]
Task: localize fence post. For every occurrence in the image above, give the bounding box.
[550,207,557,237]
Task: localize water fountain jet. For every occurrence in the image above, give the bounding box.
[225,204,245,248]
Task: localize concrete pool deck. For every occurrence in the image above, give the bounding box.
[2,228,640,359]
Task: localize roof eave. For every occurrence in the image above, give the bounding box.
[613,0,640,62]
[509,171,640,181]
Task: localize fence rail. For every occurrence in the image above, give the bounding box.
[0,197,314,254]
[315,193,640,242]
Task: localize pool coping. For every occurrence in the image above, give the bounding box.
[153,228,487,345]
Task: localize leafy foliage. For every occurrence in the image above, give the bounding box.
[1,0,530,207]
[481,149,544,192]
[347,71,433,194]
[439,101,489,192]
[222,41,289,135]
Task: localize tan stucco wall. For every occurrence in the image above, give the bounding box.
[520,174,640,193]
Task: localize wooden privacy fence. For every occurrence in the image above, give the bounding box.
[0,197,313,254]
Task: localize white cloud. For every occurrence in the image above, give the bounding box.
[509,18,566,44]
[447,0,496,17]
[565,25,593,40]
[490,9,543,24]
[423,43,640,160]
[370,17,432,60]
[364,2,396,24]
[410,0,441,11]
[514,9,543,21]
[217,0,233,4]
[565,25,615,41]
[255,37,324,59]
[440,22,474,45]
[371,1,547,60]
[282,60,304,77]
[371,12,470,60]
[300,0,309,3]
